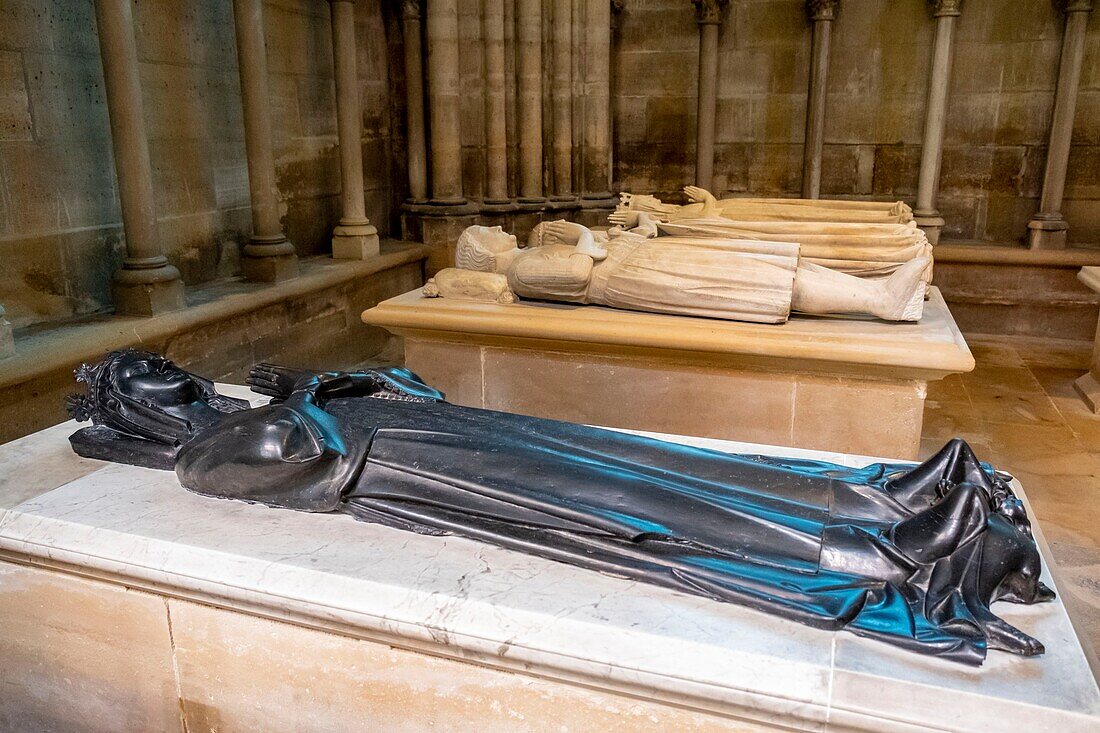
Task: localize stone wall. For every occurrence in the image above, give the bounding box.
[3,0,1100,332]
[611,0,1100,245]
[0,245,425,444]
[0,0,398,329]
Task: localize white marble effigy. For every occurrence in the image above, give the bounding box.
[0,386,1097,732]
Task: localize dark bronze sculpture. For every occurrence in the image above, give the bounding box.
[66,350,1054,666]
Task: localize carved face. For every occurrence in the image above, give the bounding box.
[455,225,519,273]
[111,352,201,407]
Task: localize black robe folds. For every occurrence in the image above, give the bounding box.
[176,387,1051,666]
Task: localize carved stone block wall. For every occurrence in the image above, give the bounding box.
[0,0,398,329]
[610,0,1100,247]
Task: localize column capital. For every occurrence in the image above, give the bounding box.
[402,0,421,20]
[807,0,838,21]
[692,0,728,25]
[1062,0,1094,13]
[928,0,962,18]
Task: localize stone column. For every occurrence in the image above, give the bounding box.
[1028,0,1095,249]
[913,0,962,246]
[802,0,838,199]
[550,0,574,202]
[693,0,727,193]
[504,0,519,199]
[517,0,545,203]
[329,0,380,259]
[580,0,614,207]
[233,0,299,282]
[94,0,185,316]
[426,0,465,205]
[484,0,511,205]
[402,0,429,203]
[0,304,13,359]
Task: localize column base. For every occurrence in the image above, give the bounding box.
[480,199,517,214]
[0,316,13,359]
[579,192,618,208]
[112,264,186,317]
[913,210,945,246]
[1074,372,1100,414]
[577,193,618,227]
[331,222,380,260]
[242,238,299,283]
[1027,216,1069,250]
[516,197,547,210]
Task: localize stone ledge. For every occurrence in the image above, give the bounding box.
[932,243,1100,340]
[364,286,975,381]
[0,242,428,444]
[0,242,428,392]
[935,242,1100,268]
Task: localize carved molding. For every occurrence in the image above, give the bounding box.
[1063,0,1095,13]
[928,0,962,17]
[692,0,729,25]
[807,0,839,21]
[401,0,421,20]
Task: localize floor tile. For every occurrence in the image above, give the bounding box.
[926,373,969,403]
[964,337,1025,367]
[961,364,1045,395]
[923,334,1100,662]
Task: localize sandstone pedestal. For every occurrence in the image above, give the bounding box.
[1074,266,1100,412]
[363,287,974,459]
[331,222,380,260]
[241,238,299,282]
[111,265,187,317]
[1028,217,1070,250]
[0,395,1097,732]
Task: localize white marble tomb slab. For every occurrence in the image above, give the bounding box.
[0,385,1097,732]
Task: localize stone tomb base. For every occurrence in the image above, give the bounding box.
[0,394,1097,733]
[363,287,975,460]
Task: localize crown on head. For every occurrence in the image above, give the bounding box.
[65,350,132,423]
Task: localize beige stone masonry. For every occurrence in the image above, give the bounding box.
[1074,265,1100,411]
[329,0,380,260]
[0,560,768,733]
[233,0,300,281]
[364,286,974,458]
[0,244,427,444]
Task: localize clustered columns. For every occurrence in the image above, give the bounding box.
[580,0,616,207]
[232,0,300,282]
[483,0,510,207]
[1028,0,1096,249]
[802,0,838,199]
[913,0,962,246]
[402,0,429,204]
[516,0,545,205]
[401,0,618,255]
[692,0,728,193]
[328,0,380,259]
[94,0,185,316]
[426,0,466,207]
[550,0,574,203]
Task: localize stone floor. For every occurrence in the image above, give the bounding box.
[920,334,1100,663]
